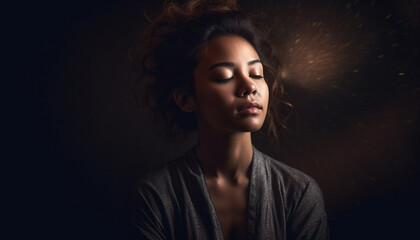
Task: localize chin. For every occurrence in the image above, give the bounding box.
[233,120,265,133]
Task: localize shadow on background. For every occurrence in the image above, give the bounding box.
[19,0,419,239]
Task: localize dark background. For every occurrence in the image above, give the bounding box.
[17,0,419,239]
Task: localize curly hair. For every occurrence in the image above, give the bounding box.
[130,0,292,141]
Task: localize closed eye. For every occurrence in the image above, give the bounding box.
[215,76,234,83]
[250,75,264,79]
[215,75,263,83]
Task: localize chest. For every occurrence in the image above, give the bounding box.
[206,179,249,239]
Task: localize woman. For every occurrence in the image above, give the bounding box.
[130,0,329,239]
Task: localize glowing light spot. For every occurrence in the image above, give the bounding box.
[271,1,375,90]
[280,68,289,78]
[385,14,392,19]
[398,72,405,76]
[377,54,385,58]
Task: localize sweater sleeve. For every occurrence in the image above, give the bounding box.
[130,184,166,240]
[287,180,330,240]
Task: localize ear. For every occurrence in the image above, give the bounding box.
[172,88,195,112]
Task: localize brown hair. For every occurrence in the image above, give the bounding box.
[130,0,292,141]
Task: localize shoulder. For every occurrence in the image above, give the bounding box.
[255,148,327,217]
[131,152,192,239]
[255,149,329,238]
[255,149,320,194]
[132,151,191,226]
[137,152,188,197]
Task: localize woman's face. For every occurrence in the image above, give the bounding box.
[192,35,269,133]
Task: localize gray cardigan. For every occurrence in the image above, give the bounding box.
[132,147,329,239]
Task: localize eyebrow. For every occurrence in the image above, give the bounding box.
[208,59,262,71]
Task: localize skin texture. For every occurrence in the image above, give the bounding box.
[174,35,269,239]
[193,35,269,134]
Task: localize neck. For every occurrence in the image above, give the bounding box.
[195,127,254,181]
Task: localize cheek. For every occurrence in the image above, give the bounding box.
[259,82,270,105]
[195,84,234,112]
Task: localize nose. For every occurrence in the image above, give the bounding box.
[237,75,257,97]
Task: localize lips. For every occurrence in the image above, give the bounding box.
[238,102,263,114]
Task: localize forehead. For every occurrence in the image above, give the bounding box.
[197,35,260,65]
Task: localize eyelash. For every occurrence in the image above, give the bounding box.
[215,75,264,83]
[215,77,234,83]
[250,75,264,79]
